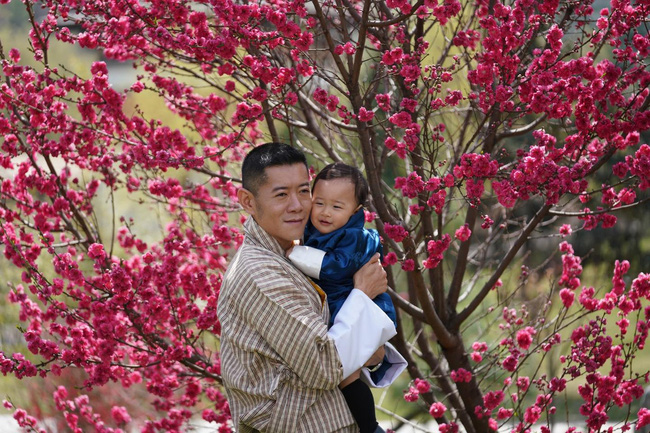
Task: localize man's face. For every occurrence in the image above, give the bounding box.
[238,163,312,251]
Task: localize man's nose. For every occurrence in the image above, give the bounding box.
[287,193,303,212]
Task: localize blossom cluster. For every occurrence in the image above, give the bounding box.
[1,0,650,430]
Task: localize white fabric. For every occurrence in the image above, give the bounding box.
[327,289,396,379]
[288,245,326,279]
[360,342,408,388]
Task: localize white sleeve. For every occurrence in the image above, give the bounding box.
[327,289,396,379]
[360,342,408,388]
[287,245,326,279]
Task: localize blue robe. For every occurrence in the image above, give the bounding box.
[304,210,397,328]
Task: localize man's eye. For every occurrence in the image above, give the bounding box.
[276,193,287,198]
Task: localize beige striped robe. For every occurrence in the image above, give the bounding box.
[218,217,358,433]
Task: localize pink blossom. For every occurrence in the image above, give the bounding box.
[384,223,409,243]
[375,93,391,111]
[401,259,415,271]
[385,137,408,159]
[381,47,404,66]
[549,377,566,392]
[111,405,132,424]
[87,243,106,261]
[284,92,298,105]
[497,407,513,419]
[455,224,472,242]
[446,90,463,106]
[334,42,356,55]
[389,111,413,128]
[517,376,530,392]
[358,107,375,122]
[326,95,339,112]
[294,32,314,51]
[414,378,431,393]
[383,252,398,266]
[483,390,504,410]
[8,48,20,63]
[559,288,575,308]
[131,81,145,93]
[559,224,572,237]
[472,342,488,352]
[481,215,494,229]
[502,355,518,372]
[404,386,419,402]
[516,327,536,350]
[424,234,451,269]
[637,408,650,429]
[364,210,377,222]
[439,423,459,433]
[313,87,329,105]
[400,98,418,112]
[427,190,447,214]
[429,402,447,418]
[395,172,425,198]
[450,368,472,383]
[524,405,542,424]
[400,64,422,82]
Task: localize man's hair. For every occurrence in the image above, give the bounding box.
[241,142,308,194]
[313,162,369,207]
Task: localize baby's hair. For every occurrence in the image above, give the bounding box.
[313,162,369,207]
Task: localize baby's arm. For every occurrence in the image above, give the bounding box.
[293,230,381,281]
[287,245,327,279]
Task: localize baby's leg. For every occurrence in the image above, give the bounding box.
[340,370,380,433]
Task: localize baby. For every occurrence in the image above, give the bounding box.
[288,162,399,433]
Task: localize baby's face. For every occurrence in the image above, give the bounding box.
[310,178,360,234]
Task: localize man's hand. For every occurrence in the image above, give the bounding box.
[353,253,387,299]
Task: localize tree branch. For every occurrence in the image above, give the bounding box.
[455,204,552,326]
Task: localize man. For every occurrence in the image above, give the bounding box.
[218,142,397,432]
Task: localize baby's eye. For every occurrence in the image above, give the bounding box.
[333,205,342,209]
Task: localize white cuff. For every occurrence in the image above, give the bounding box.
[288,245,326,279]
[327,289,396,379]
[360,342,408,388]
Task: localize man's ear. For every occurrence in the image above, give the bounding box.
[237,187,256,215]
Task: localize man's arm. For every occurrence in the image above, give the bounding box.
[245,254,393,388]
[327,253,396,379]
